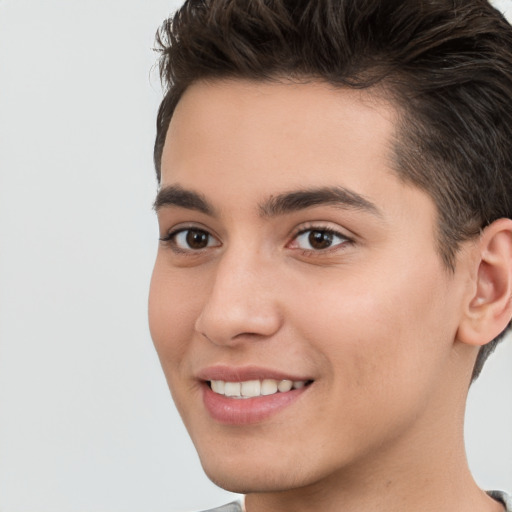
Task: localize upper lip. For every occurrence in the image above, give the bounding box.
[196,365,313,383]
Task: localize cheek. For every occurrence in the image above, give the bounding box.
[148,258,204,368]
[287,255,457,401]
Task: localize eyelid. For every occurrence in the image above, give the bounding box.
[159,223,222,252]
[287,223,354,252]
[159,221,217,239]
[289,221,353,240]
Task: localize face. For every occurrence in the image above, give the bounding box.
[149,80,471,494]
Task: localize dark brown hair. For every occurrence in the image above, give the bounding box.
[154,0,512,380]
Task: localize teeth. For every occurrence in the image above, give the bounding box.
[241,380,261,397]
[210,380,225,394]
[261,379,278,395]
[209,379,308,398]
[278,380,293,392]
[224,382,241,397]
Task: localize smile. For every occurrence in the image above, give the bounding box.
[209,379,309,398]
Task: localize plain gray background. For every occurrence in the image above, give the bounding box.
[0,1,511,511]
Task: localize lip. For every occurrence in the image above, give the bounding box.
[198,365,313,425]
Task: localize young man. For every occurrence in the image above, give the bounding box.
[148,1,512,511]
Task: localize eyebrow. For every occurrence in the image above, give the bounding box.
[153,184,381,218]
[259,187,381,217]
[153,185,215,215]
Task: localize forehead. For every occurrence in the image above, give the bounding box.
[162,79,397,185]
[159,79,435,232]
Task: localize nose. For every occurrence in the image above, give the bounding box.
[194,248,283,346]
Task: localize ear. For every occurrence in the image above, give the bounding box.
[457,218,512,347]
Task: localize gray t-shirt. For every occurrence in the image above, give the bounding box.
[201,502,243,512]
[201,491,512,512]
[489,491,512,511]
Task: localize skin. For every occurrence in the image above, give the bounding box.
[149,80,506,512]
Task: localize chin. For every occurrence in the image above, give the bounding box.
[198,449,321,495]
[203,466,301,495]
[204,470,263,495]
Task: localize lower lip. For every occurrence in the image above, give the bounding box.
[202,383,309,425]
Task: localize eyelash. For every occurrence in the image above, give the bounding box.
[159,226,219,254]
[160,225,352,255]
[289,225,352,255]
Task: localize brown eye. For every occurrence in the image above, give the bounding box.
[292,228,349,251]
[169,228,220,251]
[186,229,209,249]
[308,230,334,249]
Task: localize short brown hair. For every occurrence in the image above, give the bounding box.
[154,0,512,380]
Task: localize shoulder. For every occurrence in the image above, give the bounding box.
[198,501,244,512]
[488,490,512,511]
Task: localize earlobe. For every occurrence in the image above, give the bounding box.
[457,218,512,347]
